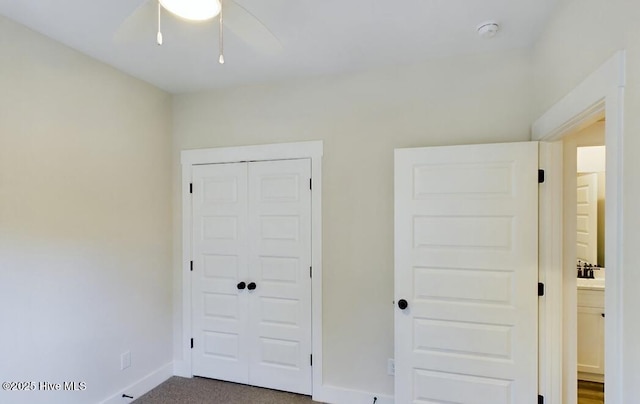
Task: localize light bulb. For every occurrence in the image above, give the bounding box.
[159,0,221,21]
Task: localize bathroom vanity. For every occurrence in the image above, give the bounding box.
[577,278,605,382]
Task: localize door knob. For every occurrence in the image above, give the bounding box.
[237,282,246,290]
[398,299,408,310]
[247,282,257,291]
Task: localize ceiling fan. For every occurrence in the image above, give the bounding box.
[117,0,282,63]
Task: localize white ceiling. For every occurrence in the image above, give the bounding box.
[0,0,558,94]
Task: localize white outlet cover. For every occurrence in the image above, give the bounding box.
[387,358,395,376]
[121,351,131,370]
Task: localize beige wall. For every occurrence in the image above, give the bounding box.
[172,49,534,395]
[533,0,640,399]
[0,17,173,404]
[597,172,605,267]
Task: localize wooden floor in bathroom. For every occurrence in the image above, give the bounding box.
[578,381,604,404]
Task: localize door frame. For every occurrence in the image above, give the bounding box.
[179,141,323,397]
[533,51,625,404]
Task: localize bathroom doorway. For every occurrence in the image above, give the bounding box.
[534,51,624,404]
[565,121,606,404]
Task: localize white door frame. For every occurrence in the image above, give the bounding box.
[533,51,625,404]
[179,141,323,398]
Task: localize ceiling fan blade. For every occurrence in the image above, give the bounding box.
[113,0,155,44]
[223,0,283,55]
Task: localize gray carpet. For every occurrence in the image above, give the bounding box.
[133,377,322,404]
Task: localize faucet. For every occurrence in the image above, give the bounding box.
[577,261,595,279]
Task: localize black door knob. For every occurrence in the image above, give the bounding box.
[247,282,257,291]
[237,282,246,290]
[398,299,408,310]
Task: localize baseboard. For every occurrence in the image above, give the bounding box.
[99,362,173,404]
[578,371,604,383]
[172,360,191,378]
[98,363,395,404]
[313,384,394,404]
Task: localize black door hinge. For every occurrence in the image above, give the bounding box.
[538,169,545,184]
[189,183,193,194]
[310,354,313,366]
[538,394,544,404]
[190,338,194,349]
[538,283,545,297]
[309,178,312,190]
[190,261,193,272]
[310,267,312,278]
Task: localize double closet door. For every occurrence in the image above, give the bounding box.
[191,159,312,395]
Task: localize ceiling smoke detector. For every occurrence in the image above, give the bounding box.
[477,21,500,38]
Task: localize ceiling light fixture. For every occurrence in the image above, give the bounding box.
[158,0,222,21]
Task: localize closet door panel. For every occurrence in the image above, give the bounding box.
[191,163,250,384]
[247,159,312,395]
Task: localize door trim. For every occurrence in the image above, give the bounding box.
[179,141,323,398]
[533,51,625,404]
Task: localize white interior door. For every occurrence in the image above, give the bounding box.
[576,173,598,265]
[191,159,312,394]
[247,159,312,394]
[192,162,249,383]
[395,142,539,404]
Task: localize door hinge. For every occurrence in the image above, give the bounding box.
[190,338,194,349]
[310,354,313,366]
[189,183,193,194]
[538,394,544,404]
[538,169,545,184]
[538,282,545,297]
[310,267,312,278]
[190,261,193,272]
[309,178,312,190]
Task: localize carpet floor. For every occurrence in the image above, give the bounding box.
[133,377,321,404]
[135,377,603,404]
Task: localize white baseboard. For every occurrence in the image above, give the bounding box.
[578,371,604,384]
[99,362,173,404]
[313,384,394,404]
[98,363,395,404]
[172,360,191,378]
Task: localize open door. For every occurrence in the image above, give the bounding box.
[394,142,539,404]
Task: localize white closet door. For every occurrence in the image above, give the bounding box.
[395,142,539,404]
[246,159,312,394]
[191,162,250,384]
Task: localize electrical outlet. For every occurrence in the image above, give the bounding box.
[121,351,131,370]
[387,358,395,376]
